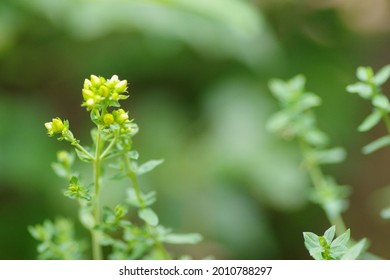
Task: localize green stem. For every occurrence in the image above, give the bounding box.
[382,112,390,134]
[100,136,117,160]
[72,142,95,161]
[123,155,145,208]
[123,154,170,259]
[91,127,103,260]
[299,139,347,236]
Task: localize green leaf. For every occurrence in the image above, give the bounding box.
[303,129,329,147]
[358,109,382,132]
[313,147,346,165]
[341,238,367,260]
[380,207,390,219]
[372,95,390,111]
[289,74,306,93]
[266,111,291,133]
[303,232,321,250]
[138,208,159,226]
[162,233,203,244]
[331,229,350,247]
[323,225,336,244]
[137,159,164,176]
[51,162,68,178]
[75,147,93,162]
[268,79,288,102]
[296,93,321,111]
[79,206,95,230]
[346,82,372,99]
[357,66,373,81]
[373,65,390,86]
[362,135,390,154]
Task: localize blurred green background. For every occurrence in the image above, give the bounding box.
[1,0,390,259]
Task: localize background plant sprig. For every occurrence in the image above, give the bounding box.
[29,75,202,260]
[267,75,349,237]
[346,65,390,220]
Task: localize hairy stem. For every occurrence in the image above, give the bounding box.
[123,154,170,259]
[299,139,347,236]
[91,127,103,260]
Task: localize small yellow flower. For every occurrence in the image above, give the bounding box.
[45,118,65,136]
[103,113,114,125]
[113,108,129,124]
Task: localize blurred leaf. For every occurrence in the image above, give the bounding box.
[362,135,390,154]
[303,129,329,147]
[266,111,291,133]
[358,109,382,132]
[313,147,346,165]
[51,162,68,178]
[346,82,372,99]
[162,233,203,244]
[138,208,158,226]
[380,207,390,219]
[372,95,390,111]
[357,66,373,81]
[297,93,321,111]
[373,65,390,86]
[136,159,164,176]
[75,147,93,162]
[268,79,289,102]
[341,238,367,260]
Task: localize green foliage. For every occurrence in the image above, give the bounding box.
[28,218,85,260]
[347,65,390,223]
[346,65,390,153]
[267,75,349,235]
[30,75,201,259]
[303,226,366,260]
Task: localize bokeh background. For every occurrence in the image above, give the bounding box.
[1,0,390,259]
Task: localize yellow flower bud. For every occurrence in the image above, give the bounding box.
[103,113,114,125]
[45,118,65,136]
[90,75,101,87]
[83,79,92,89]
[99,85,109,97]
[82,89,94,101]
[113,109,129,124]
[115,80,127,93]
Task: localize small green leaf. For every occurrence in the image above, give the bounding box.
[358,109,382,132]
[341,238,367,260]
[138,208,159,226]
[346,83,372,99]
[380,207,390,219]
[303,129,329,147]
[331,229,350,247]
[79,207,95,230]
[137,159,164,176]
[323,225,336,244]
[372,95,390,111]
[373,65,390,86]
[51,162,68,178]
[313,147,346,165]
[75,148,93,162]
[289,74,306,93]
[297,93,321,110]
[362,135,390,154]
[269,79,288,102]
[357,66,373,81]
[303,232,321,250]
[266,111,291,133]
[162,233,203,244]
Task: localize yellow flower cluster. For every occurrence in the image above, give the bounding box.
[82,75,128,110]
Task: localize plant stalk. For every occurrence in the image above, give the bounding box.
[91,127,103,260]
